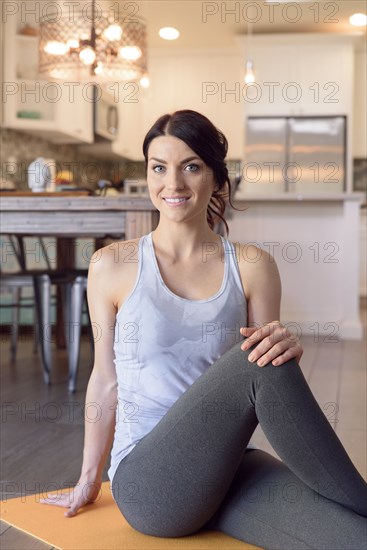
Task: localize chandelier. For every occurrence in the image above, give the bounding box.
[39,0,148,82]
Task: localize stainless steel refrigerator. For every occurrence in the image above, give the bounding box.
[241,116,346,194]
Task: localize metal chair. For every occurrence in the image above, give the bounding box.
[0,236,91,389]
[62,274,92,392]
[0,235,62,370]
[0,271,38,363]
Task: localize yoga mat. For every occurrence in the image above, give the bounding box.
[0,482,261,549]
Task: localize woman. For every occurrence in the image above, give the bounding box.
[41,110,367,549]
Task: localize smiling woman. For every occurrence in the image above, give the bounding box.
[142,109,247,236]
[40,109,367,550]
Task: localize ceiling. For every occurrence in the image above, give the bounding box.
[125,0,367,50]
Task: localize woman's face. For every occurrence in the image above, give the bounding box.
[146,135,216,223]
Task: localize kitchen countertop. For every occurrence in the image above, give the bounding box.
[232,192,365,202]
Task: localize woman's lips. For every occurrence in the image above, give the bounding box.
[163,197,190,207]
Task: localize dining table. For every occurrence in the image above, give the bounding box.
[0,191,160,347]
[0,191,159,238]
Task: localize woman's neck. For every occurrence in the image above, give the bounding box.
[151,222,222,261]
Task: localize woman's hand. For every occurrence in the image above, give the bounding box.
[39,477,102,517]
[240,320,303,367]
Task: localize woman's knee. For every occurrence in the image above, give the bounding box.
[227,338,299,374]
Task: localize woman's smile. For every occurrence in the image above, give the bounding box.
[163,196,191,207]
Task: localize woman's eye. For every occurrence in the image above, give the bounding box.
[152,165,165,173]
[185,163,200,172]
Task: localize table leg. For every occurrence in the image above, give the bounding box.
[125,211,160,240]
[56,238,75,349]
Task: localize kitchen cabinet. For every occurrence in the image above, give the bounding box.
[228,193,364,339]
[113,91,144,160]
[113,49,245,161]
[353,40,367,159]
[0,17,5,128]
[243,34,355,117]
[2,10,93,144]
[360,208,367,298]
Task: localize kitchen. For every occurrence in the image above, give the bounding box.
[1,1,366,549]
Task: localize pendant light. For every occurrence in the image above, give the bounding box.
[244,20,255,85]
[39,0,148,83]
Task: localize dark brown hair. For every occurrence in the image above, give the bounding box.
[142,109,247,237]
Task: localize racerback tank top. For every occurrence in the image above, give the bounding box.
[108,231,258,482]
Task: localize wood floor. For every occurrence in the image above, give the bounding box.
[1,300,366,549]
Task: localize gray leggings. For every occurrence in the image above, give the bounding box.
[111,339,367,550]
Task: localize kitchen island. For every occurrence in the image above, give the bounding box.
[228,192,364,340]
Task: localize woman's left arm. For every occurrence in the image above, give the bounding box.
[237,243,304,367]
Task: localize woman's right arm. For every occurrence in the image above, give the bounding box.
[40,245,120,516]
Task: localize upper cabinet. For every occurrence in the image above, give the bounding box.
[2,10,93,144]
[243,34,356,117]
[113,49,245,160]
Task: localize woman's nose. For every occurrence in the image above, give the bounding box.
[165,169,185,190]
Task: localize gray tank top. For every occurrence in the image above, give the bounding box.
[108,231,257,482]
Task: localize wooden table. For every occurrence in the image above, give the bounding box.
[1,193,160,346]
[0,194,159,239]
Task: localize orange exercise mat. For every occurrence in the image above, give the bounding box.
[0,482,262,549]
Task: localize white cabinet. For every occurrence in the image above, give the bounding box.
[113,49,245,161]
[244,34,355,117]
[353,41,367,159]
[360,208,367,298]
[113,94,143,160]
[2,9,93,144]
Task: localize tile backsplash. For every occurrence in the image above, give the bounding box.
[0,128,146,191]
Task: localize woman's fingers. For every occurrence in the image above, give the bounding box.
[40,493,87,517]
[64,502,85,518]
[249,339,289,366]
[240,326,256,334]
[271,343,303,366]
[39,493,72,508]
[255,340,296,367]
[240,323,281,351]
[240,322,303,367]
[39,479,101,518]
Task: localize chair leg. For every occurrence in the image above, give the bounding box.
[33,302,39,354]
[33,274,52,385]
[10,287,21,364]
[65,276,85,393]
[85,297,95,355]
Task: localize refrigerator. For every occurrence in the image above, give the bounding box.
[241,116,346,194]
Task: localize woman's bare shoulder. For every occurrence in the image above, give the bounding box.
[88,238,141,308]
[90,238,140,273]
[229,240,279,299]
[231,240,273,262]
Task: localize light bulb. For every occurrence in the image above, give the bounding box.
[50,68,68,79]
[44,41,69,55]
[79,47,96,66]
[103,24,123,41]
[67,38,79,49]
[349,13,367,26]
[159,27,180,40]
[140,75,150,88]
[94,62,104,75]
[244,59,255,84]
[119,46,142,61]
